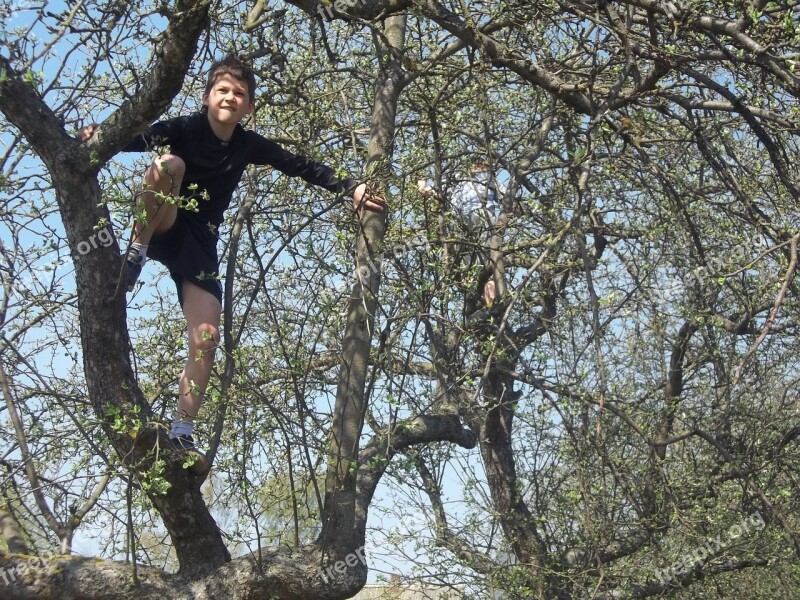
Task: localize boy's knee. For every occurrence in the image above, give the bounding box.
[191,323,219,352]
[151,154,186,179]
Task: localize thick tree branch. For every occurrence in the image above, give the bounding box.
[357,412,475,504]
[0,505,28,554]
[84,0,211,164]
[683,67,800,200]
[0,56,75,173]
[0,546,370,600]
[0,0,229,580]
[277,0,410,22]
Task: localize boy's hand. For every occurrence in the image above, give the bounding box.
[79,123,99,142]
[353,183,387,213]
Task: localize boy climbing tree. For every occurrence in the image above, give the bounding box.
[418,160,508,312]
[81,55,386,473]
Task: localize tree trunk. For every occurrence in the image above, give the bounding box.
[320,14,407,551]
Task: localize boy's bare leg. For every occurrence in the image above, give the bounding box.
[133,153,185,245]
[483,279,496,307]
[172,281,221,446]
[124,154,186,292]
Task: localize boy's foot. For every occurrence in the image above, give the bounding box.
[125,247,145,292]
[169,434,209,475]
[467,300,506,325]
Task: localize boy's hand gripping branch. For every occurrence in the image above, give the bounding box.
[353,182,387,213]
[79,123,99,142]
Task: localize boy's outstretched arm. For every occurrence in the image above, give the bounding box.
[248,135,387,213]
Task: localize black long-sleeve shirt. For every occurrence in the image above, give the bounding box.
[123,111,357,234]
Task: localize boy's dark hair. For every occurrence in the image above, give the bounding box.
[205,55,257,104]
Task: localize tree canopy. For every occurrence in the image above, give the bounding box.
[1,0,799,598]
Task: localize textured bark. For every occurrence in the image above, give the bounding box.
[0,548,367,600]
[357,414,477,511]
[0,4,468,595]
[267,0,411,22]
[0,508,27,555]
[4,0,792,598]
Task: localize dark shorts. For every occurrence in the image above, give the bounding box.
[147,210,223,307]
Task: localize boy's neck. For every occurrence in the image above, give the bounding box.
[206,112,237,142]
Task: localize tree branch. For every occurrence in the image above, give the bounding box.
[412,0,593,114]
[85,0,211,164]
[357,413,477,511]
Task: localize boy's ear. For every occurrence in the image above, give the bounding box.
[202,93,210,107]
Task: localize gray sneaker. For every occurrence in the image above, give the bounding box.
[169,434,208,475]
[125,247,144,292]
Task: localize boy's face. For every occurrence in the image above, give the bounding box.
[202,73,254,127]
